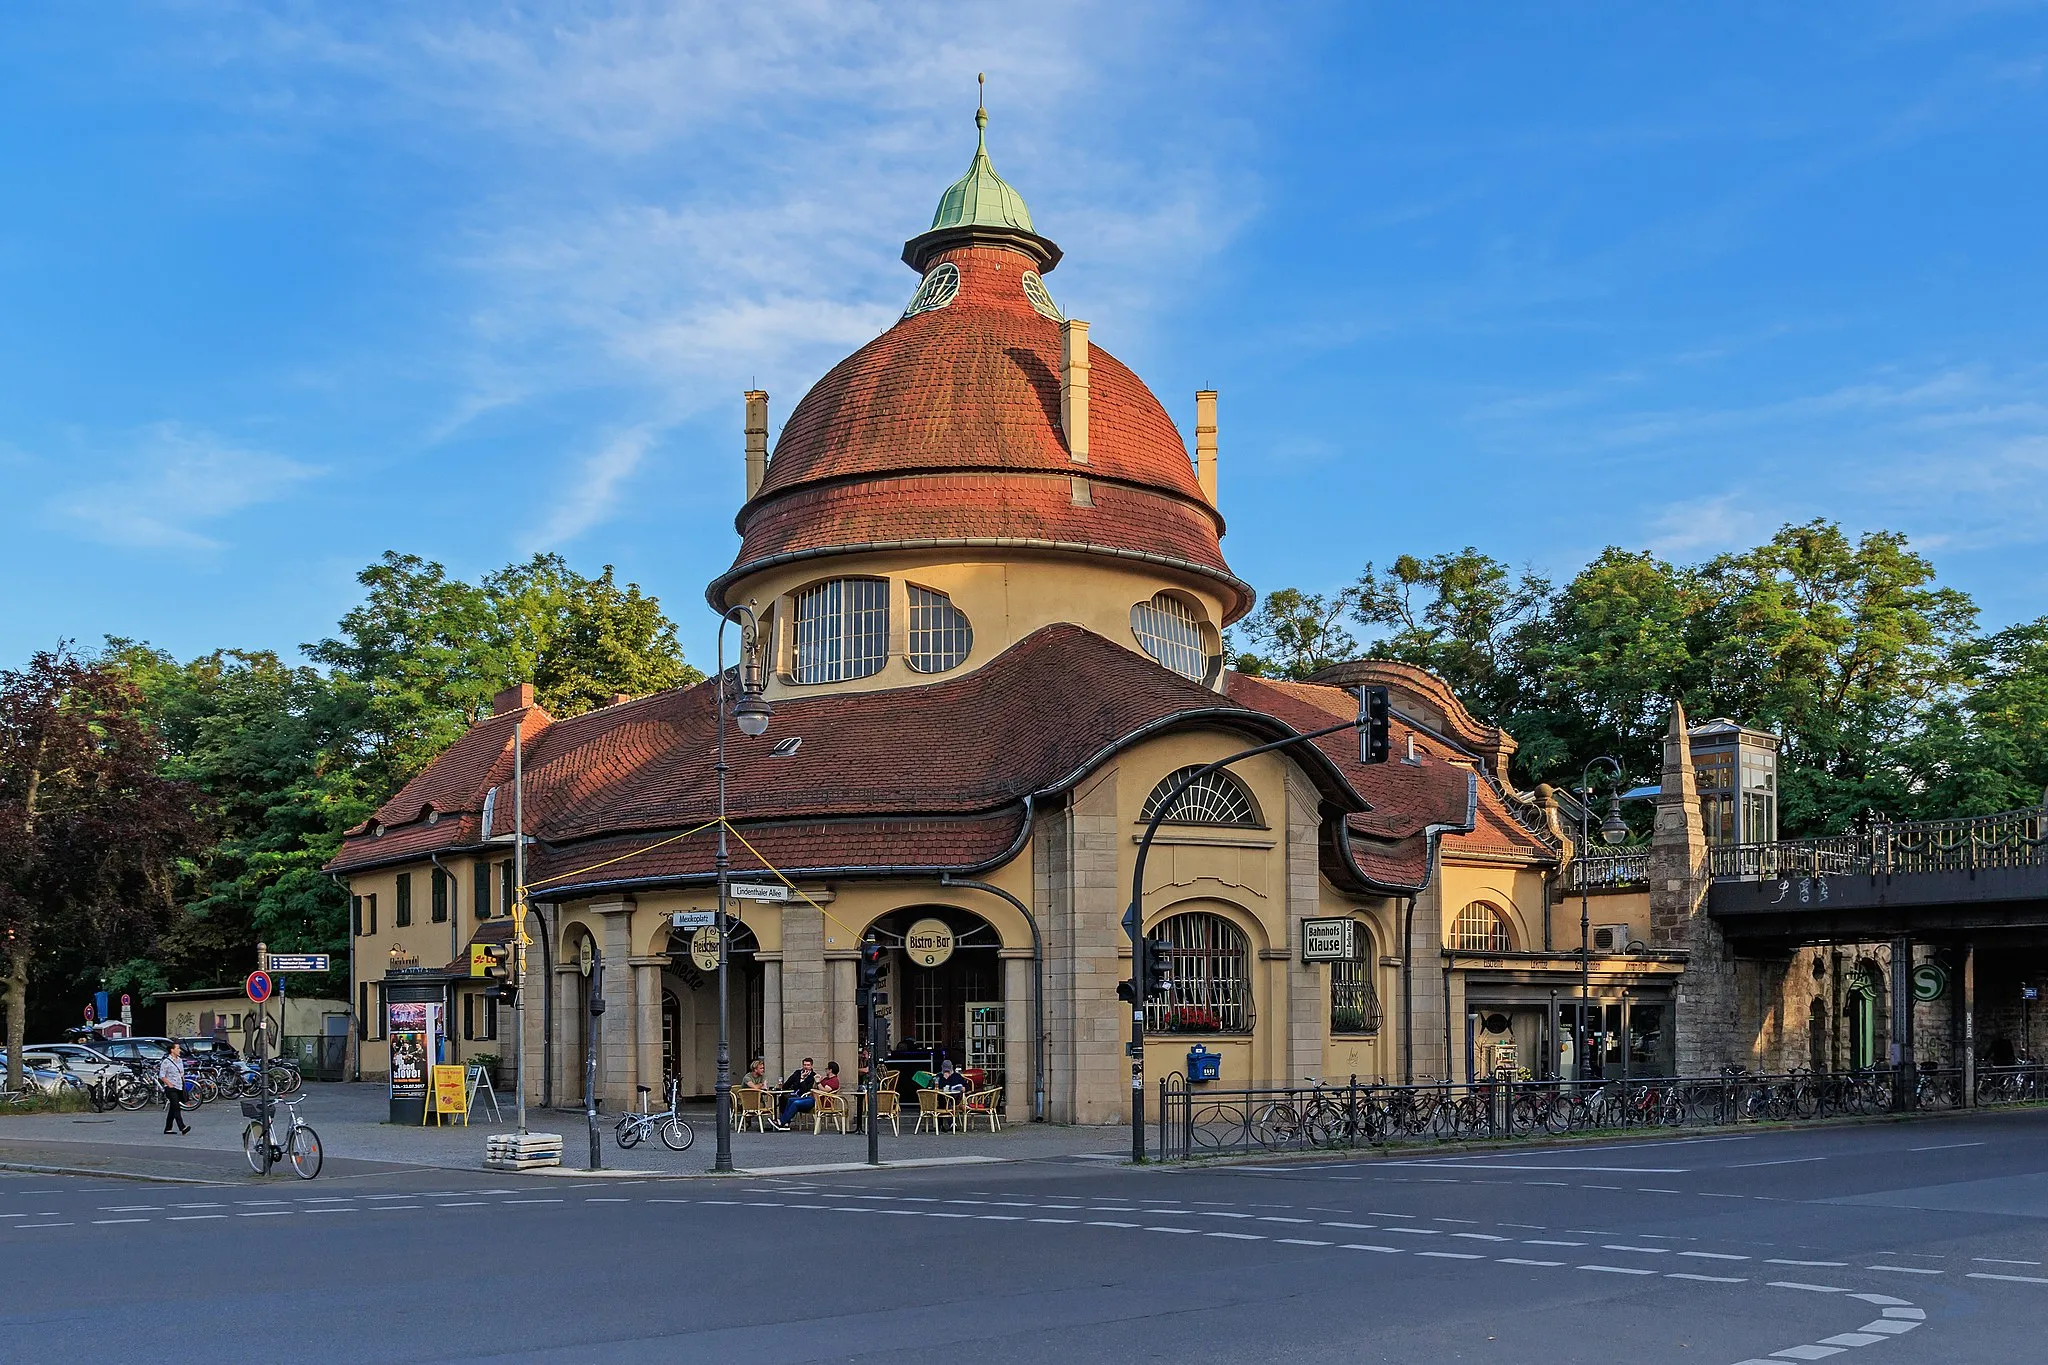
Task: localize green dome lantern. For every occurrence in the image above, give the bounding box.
[902,75,1061,275]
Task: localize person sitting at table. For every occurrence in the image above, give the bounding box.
[772,1057,819,1130]
[934,1059,970,1095]
[739,1058,768,1090]
[819,1061,842,1093]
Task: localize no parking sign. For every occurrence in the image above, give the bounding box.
[246,971,273,1004]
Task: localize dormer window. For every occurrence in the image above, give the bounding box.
[907,585,973,673]
[1131,592,1217,682]
[793,577,890,683]
[902,262,961,318]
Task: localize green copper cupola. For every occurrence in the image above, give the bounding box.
[902,77,1062,275]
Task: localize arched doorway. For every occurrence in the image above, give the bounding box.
[869,906,1005,1091]
[661,920,764,1099]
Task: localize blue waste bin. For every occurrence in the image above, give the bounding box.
[1187,1045,1221,1083]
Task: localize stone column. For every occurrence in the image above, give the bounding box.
[1961,943,1976,1106]
[1651,702,1726,1075]
[630,956,666,1100]
[1069,765,1124,1124]
[780,903,827,1074]
[1404,881,1446,1082]
[1001,951,1034,1121]
[1284,767,1324,1090]
[592,899,637,1106]
[828,955,857,1073]
[760,957,783,1080]
[552,964,581,1109]
[1034,805,1074,1121]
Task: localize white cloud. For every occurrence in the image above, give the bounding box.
[525,425,659,551]
[50,424,321,551]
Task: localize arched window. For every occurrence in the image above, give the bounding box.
[1145,911,1251,1033]
[1141,766,1259,826]
[1131,593,1215,682]
[1450,902,1513,953]
[793,578,889,683]
[1330,922,1381,1035]
[906,585,973,673]
[902,262,960,317]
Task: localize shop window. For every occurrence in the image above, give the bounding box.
[907,585,973,673]
[1330,924,1381,1035]
[1130,592,1216,682]
[395,873,412,928]
[1146,912,1251,1033]
[1141,766,1259,826]
[431,868,449,924]
[1450,902,1513,953]
[793,578,890,683]
[474,860,491,920]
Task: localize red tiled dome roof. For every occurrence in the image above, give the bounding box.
[713,242,1248,618]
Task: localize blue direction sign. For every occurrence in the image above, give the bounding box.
[267,953,331,973]
[245,971,274,1004]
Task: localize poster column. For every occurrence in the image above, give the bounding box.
[385,981,447,1124]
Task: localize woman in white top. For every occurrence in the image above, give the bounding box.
[159,1043,190,1135]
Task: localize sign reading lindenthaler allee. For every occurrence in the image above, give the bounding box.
[1300,918,1356,963]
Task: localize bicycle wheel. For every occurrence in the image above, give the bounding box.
[1250,1101,1300,1147]
[288,1124,322,1179]
[243,1121,273,1175]
[614,1115,643,1149]
[660,1117,696,1152]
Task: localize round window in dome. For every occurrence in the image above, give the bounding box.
[906,584,973,673]
[902,262,961,318]
[1021,270,1063,321]
[1130,592,1217,682]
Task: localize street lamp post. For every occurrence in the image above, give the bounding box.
[1576,756,1630,1083]
[713,605,772,1175]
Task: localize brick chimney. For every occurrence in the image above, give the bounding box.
[1195,390,1218,504]
[492,683,535,716]
[744,390,770,499]
[1059,319,1090,463]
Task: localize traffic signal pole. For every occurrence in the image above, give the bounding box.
[1124,703,1382,1163]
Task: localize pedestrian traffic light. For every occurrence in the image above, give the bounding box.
[1144,936,1173,999]
[859,936,889,989]
[1359,684,1391,765]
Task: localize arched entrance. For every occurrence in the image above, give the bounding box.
[870,906,1005,1091]
[661,920,764,1099]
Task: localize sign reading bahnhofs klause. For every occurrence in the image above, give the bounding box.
[1300,918,1356,963]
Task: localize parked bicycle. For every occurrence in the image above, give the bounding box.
[241,1094,322,1178]
[615,1079,695,1152]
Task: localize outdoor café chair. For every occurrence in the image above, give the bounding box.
[915,1088,959,1134]
[871,1087,902,1136]
[733,1087,773,1132]
[812,1089,849,1134]
[964,1086,1003,1132]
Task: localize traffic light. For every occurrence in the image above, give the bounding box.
[475,943,511,999]
[1118,937,1145,1004]
[858,936,889,990]
[1359,684,1391,765]
[1144,936,1173,999]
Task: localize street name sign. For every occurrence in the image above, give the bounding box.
[267,953,330,973]
[671,910,717,929]
[729,882,791,902]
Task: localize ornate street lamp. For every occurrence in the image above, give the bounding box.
[713,605,771,1173]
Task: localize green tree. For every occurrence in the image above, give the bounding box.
[1230,587,1360,680]
[483,553,701,716]
[1895,617,2048,816]
[0,649,203,1087]
[1351,549,1550,723]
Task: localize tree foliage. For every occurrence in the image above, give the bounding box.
[1229,588,1359,680]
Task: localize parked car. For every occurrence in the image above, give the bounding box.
[20,1044,125,1085]
[98,1036,176,1067]
[176,1037,241,1065]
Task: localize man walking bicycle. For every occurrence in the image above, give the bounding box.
[160,1042,190,1135]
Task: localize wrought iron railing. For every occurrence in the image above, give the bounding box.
[1155,1064,2033,1161]
[1569,848,1651,889]
[1709,804,2048,881]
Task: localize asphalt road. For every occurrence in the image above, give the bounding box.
[2,1109,2044,1363]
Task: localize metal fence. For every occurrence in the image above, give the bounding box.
[1569,848,1651,890]
[1709,805,2048,881]
[1157,1064,2044,1161]
[281,1034,347,1083]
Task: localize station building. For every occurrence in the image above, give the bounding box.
[328,107,1708,1121]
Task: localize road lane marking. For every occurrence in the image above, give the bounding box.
[1088,1221,1138,1228]
[1768,1281,1846,1293]
[1579,1265,1655,1276]
[1146,1227,1198,1234]
[1525,1240,1586,1247]
[1499,1258,1563,1267]
[1206,1231,1262,1240]
[1278,1238,1333,1246]
[304,1208,356,1214]
[1728,1157,1827,1168]
[1864,1265,1942,1276]
[1341,1244,1402,1253]
[1975,1257,2042,1266]
[1855,1321,1917,1335]
[93,1218,147,1225]
[169,1215,225,1221]
[1668,1273,1746,1284]
[1969,1271,2048,1285]
[1031,1218,1077,1225]
[505,1199,564,1204]
[1767,1260,1847,1267]
[1817,1334,1887,1349]
[1909,1141,1984,1152]
[1604,1245,1669,1254]
[1418,1251,1484,1260]
[238,1211,291,1217]
[1681,1251,1749,1261]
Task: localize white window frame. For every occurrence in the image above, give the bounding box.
[906,584,974,673]
[793,578,890,683]
[1141,766,1260,826]
[1131,592,1216,682]
[1450,902,1513,953]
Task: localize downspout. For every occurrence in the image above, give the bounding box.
[330,872,356,1082]
[1400,896,1417,1085]
[940,873,1046,1123]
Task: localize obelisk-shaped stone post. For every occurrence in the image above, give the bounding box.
[1651,701,1726,1074]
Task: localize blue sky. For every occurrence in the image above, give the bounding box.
[4,3,2046,673]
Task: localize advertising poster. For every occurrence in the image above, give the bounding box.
[388,1001,430,1101]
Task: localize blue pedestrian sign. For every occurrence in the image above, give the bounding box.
[245,971,273,1004]
[267,953,330,973]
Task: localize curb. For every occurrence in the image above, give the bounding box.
[0,1160,228,1185]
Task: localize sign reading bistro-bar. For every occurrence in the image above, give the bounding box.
[1301,918,1355,963]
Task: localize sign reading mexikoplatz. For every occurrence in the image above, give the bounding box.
[1300,918,1355,963]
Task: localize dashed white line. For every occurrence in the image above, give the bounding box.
[1579,1265,1656,1276]
[1969,1271,2048,1286]
[1864,1265,1943,1276]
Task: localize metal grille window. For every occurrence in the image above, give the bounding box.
[1330,926,1381,1034]
[902,262,960,317]
[1450,902,1512,953]
[907,585,973,673]
[1141,766,1259,826]
[1145,912,1251,1033]
[793,578,890,683]
[1130,593,1214,682]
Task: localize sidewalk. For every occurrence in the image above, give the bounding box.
[0,1082,1128,1183]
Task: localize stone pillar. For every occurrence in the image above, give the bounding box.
[780,904,827,1075]
[1962,943,1976,1106]
[1034,805,1073,1120]
[1652,701,1725,1075]
[552,964,581,1109]
[630,956,666,1100]
[1068,766,1124,1124]
[1285,767,1324,1089]
[1002,951,1034,1121]
[828,956,857,1073]
[594,899,637,1105]
[760,957,783,1080]
[1891,935,1915,1109]
[1404,881,1446,1082]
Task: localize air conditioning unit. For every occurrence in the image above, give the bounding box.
[1592,923,1633,953]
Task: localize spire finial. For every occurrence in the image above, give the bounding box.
[976,72,988,136]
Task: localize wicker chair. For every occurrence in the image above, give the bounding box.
[733,1086,773,1132]
[812,1089,850,1134]
[963,1086,1004,1132]
[871,1087,902,1136]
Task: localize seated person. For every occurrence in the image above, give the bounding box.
[819,1061,842,1093]
[934,1060,970,1095]
[774,1057,819,1129]
[739,1058,768,1091]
